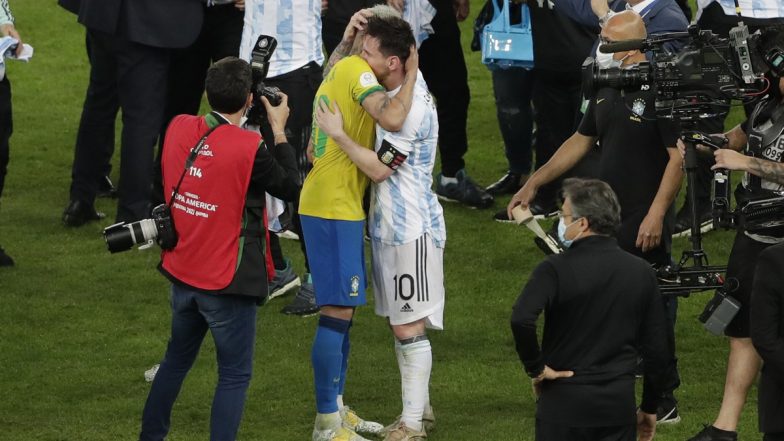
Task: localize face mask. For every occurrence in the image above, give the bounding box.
[595,51,630,69]
[557,217,584,248]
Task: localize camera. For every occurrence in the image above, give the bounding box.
[247,35,283,126]
[103,204,178,253]
[582,24,784,122]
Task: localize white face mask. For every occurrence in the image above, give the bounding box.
[595,50,623,69]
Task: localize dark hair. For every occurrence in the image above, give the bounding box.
[365,14,415,63]
[561,178,621,236]
[205,57,252,114]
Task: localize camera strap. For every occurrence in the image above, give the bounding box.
[167,124,221,209]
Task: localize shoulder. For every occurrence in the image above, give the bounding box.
[649,0,689,28]
[337,56,374,77]
[759,242,784,264]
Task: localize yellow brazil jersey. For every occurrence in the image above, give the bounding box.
[299,55,384,221]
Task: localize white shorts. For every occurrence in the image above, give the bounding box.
[371,235,445,330]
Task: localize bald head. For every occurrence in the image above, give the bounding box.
[603,10,646,42]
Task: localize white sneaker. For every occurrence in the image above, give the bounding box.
[383,421,427,441]
[382,405,435,437]
[144,364,160,382]
[340,406,384,435]
[312,426,371,441]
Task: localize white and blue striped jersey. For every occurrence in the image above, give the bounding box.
[697,0,784,19]
[239,0,325,78]
[369,71,446,248]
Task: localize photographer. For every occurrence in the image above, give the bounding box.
[511,178,677,441]
[508,10,684,423]
[685,35,784,439]
[139,57,299,441]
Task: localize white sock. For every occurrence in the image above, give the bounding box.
[399,338,432,432]
[315,411,341,430]
[440,175,458,185]
[336,394,344,410]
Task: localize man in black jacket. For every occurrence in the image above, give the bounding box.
[139,57,300,441]
[751,242,784,441]
[511,178,677,441]
[62,0,204,227]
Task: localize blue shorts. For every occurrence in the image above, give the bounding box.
[300,215,367,307]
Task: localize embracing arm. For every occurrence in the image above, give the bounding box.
[324,9,371,78]
[361,46,418,132]
[315,99,395,183]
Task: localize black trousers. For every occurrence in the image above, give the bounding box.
[69,29,170,223]
[0,76,11,201]
[84,32,119,183]
[418,0,470,176]
[264,62,322,272]
[153,4,244,205]
[535,419,635,441]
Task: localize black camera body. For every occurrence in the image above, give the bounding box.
[247,35,283,126]
[583,24,781,122]
[103,204,178,253]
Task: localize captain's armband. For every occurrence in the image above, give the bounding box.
[377,139,408,170]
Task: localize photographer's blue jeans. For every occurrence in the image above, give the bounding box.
[140,284,257,441]
[491,67,534,175]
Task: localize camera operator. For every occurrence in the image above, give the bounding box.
[684,34,784,439]
[751,242,784,441]
[508,10,685,423]
[511,178,678,441]
[139,57,300,441]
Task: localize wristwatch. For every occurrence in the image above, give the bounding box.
[598,10,616,27]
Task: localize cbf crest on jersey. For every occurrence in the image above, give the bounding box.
[350,275,360,296]
[632,98,646,117]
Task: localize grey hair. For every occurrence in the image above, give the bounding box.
[561,178,621,236]
[367,4,402,19]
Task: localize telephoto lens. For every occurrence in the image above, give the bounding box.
[103,219,159,253]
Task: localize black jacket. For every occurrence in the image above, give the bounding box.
[76,0,203,49]
[511,235,678,426]
[751,242,784,434]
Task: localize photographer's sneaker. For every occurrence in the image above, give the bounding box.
[144,364,160,383]
[268,259,300,300]
[383,421,427,441]
[281,275,319,316]
[435,169,494,209]
[341,406,384,436]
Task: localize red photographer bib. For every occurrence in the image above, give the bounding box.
[160,115,260,290]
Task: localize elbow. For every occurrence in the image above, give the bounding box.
[378,116,404,132]
[368,165,394,184]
